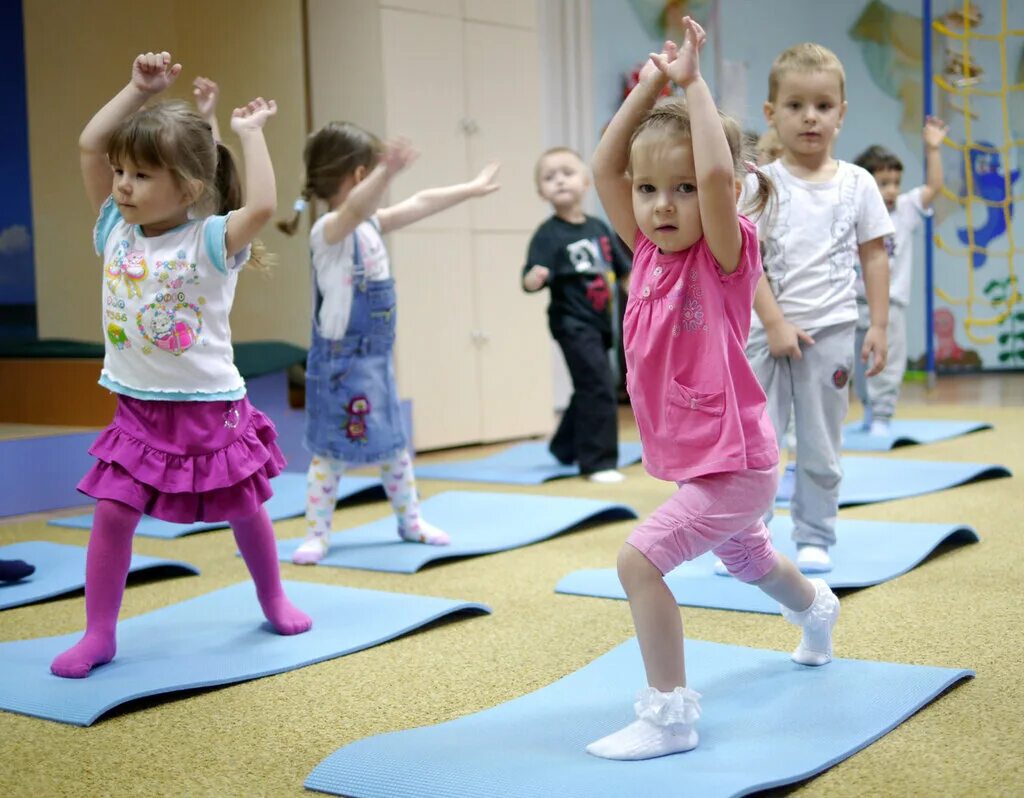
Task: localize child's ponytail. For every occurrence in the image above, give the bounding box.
[740,162,775,222]
[277,192,310,236]
[216,142,271,270]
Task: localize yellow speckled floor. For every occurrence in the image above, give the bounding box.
[2,391,1022,797]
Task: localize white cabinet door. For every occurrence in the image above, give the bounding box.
[461,0,536,27]
[463,20,545,232]
[389,230,482,449]
[471,231,554,441]
[380,8,470,232]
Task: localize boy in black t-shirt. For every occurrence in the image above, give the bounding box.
[523,147,631,483]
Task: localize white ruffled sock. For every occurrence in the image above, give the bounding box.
[781,578,839,665]
[586,686,701,760]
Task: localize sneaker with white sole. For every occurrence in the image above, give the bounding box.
[795,544,832,573]
[587,469,625,484]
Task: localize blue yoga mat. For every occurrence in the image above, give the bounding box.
[276,491,638,573]
[842,419,992,452]
[0,432,100,517]
[0,541,198,611]
[47,472,384,539]
[556,518,978,614]
[0,580,489,726]
[414,442,645,485]
[776,456,1010,507]
[306,637,972,798]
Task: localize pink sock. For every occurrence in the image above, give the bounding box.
[51,499,140,678]
[232,507,312,635]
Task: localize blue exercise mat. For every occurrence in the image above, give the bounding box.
[0,432,100,517]
[306,637,972,798]
[556,518,979,614]
[276,491,638,573]
[0,541,198,611]
[414,442,645,485]
[0,580,489,726]
[776,456,1010,507]
[842,419,992,452]
[46,472,385,539]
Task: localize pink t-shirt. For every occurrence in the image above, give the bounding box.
[624,217,778,482]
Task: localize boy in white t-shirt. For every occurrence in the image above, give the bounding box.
[852,117,948,435]
[745,44,894,574]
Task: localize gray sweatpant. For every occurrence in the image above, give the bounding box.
[746,321,856,548]
[854,301,906,421]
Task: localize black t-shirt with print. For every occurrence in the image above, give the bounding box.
[522,215,631,340]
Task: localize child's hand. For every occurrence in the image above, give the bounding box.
[862,325,889,376]
[523,265,550,291]
[923,115,949,150]
[381,138,419,176]
[650,16,706,88]
[193,77,220,118]
[230,97,277,134]
[468,162,501,196]
[639,40,678,85]
[765,319,815,359]
[131,52,181,95]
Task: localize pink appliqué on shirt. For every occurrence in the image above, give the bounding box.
[623,217,779,482]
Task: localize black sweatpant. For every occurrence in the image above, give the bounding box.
[549,319,619,474]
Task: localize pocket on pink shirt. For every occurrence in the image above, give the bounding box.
[667,382,724,445]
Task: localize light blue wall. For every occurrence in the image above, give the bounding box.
[590,0,1024,370]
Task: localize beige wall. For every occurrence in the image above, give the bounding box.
[23,0,311,347]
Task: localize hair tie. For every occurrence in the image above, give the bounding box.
[293,197,308,213]
[744,161,758,174]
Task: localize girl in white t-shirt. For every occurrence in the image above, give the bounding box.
[278,122,500,564]
[52,53,311,679]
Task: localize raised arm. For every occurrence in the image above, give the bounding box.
[193,77,222,144]
[80,52,181,214]
[592,44,675,249]
[320,139,419,246]
[377,162,500,235]
[224,98,278,258]
[651,17,741,271]
[919,115,948,209]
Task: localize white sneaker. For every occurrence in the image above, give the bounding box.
[795,545,833,573]
[781,578,839,665]
[587,469,625,484]
[869,419,891,437]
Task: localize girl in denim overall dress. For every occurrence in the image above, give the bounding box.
[278,123,500,564]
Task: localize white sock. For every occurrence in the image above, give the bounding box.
[292,535,329,565]
[586,686,701,760]
[399,518,451,546]
[781,578,839,666]
[796,544,833,573]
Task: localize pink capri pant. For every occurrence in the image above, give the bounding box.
[626,465,780,582]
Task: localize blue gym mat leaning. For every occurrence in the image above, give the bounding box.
[556,518,979,614]
[305,637,972,798]
[0,580,489,726]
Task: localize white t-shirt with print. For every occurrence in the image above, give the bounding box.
[310,215,390,340]
[748,160,895,332]
[855,186,932,307]
[95,197,250,400]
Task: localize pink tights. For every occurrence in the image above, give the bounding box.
[50,500,311,678]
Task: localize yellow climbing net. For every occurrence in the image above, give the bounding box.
[933,0,1023,344]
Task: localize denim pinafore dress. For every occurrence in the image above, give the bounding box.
[304,230,407,464]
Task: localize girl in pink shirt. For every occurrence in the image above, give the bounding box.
[586,17,840,760]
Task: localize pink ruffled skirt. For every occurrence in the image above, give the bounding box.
[78,395,286,523]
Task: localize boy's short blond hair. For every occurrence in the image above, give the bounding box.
[534,146,585,186]
[767,43,846,102]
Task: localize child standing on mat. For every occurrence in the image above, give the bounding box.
[51,52,311,679]
[523,147,632,483]
[852,117,948,435]
[586,19,839,760]
[279,122,500,564]
[745,43,894,573]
